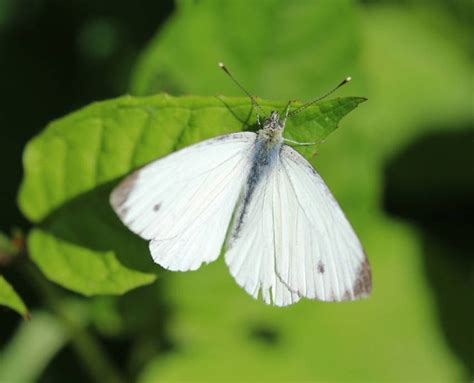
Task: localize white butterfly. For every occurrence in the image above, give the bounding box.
[110,64,371,306]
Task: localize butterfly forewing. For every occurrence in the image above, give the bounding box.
[224,144,370,305]
[111,132,256,271]
[276,145,371,301]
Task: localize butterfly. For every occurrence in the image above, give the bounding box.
[110,63,371,306]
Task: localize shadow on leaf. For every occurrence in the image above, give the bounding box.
[39,179,158,276]
[384,125,474,377]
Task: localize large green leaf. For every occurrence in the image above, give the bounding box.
[0,276,28,318]
[18,94,364,296]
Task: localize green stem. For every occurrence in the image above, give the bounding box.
[25,262,126,383]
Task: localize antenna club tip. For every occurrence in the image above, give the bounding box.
[346,76,352,82]
[218,62,225,68]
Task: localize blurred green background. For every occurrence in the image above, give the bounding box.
[0,0,472,382]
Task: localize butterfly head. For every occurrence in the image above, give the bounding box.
[258,111,285,146]
[262,111,285,132]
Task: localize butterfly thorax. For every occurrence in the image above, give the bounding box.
[252,111,285,182]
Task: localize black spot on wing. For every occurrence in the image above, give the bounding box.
[317,261,325,274]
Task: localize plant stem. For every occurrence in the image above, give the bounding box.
[25,262,126,383]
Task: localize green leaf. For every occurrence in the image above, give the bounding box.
[27,228,156,296]
[131,0,361,100]
[0,276,28,318]
[18,94,365,296]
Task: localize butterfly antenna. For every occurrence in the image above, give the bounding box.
[288,76,352,116]
[218,62,265,115]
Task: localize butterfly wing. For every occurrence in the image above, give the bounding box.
[224,160,301,307]
[224,144,370,306]
[275,145,371,301]
[111,132,255,271]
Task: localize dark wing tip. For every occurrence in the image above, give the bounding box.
[352,256,372,299]
[110,171,139,216]
[340,256,372,301]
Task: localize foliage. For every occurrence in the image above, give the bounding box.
[18,94,363,296]
[0,0,472,381]
[0,311,68,382]
[0,276,28,318]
